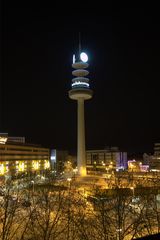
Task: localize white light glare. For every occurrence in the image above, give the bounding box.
[73,54,76,63]
[72,82,89,87]
[80,52,88,62]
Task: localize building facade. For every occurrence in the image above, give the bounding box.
[0,136,50,177]
[86,147,127,174]
[50,149,69,174]
[149,143,160,171]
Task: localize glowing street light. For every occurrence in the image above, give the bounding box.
[67,177,72,189]
[31,180,34,192]
[130,186,135,196]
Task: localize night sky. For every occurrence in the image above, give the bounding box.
[1,4,160,155]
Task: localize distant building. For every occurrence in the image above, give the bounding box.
[128,159,149,172]
[154,143,160,156]
[50,149,69,174]
[140,164,149,172]
[143,153,151,165]
[7,136,25,144]
[0,134,50,177]
[128,160,141,172]
[149,143,160,171]
[86,147,127,175]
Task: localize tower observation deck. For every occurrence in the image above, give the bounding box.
[69,51,93,176]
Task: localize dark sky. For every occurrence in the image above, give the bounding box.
[1,3,160,154]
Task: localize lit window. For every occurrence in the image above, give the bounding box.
[0,164,4,175]
[44,160,50,169]
[32,161,39,170]
[18,162,25,172]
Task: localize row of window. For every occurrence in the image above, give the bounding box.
[0,148,49,152]
[0,160,50,175]
[0,158,50,162]
[0,153,49,156]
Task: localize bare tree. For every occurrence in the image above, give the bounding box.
[22,188,67,240]
[0,185,29,240]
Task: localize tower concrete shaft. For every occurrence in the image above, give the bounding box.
[77,98,86,176]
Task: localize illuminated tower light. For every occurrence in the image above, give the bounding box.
[72,82,89,88]
[80,52,88,62]
[69,49,93,176]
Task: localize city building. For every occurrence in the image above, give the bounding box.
[86,147,128,175]
[50,149,68,174]
[0,133,25,144]
[0,134,50,178]
[128,159,149,172]
[141,143,160,172]
[128,159,141,172]
[50,149,77,175]
[149,143,160,171]
[154,143,160,156]
[68,46,93,176]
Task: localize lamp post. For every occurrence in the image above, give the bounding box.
[130,186,134,195]
[116,228,122,240]
[67,178,72,189]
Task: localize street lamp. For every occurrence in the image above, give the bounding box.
[73,167,78,178]
[67,178,72,189]
[130,186,134,196]
[116,228,122,240]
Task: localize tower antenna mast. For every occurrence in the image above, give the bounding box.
[79,32,81,57]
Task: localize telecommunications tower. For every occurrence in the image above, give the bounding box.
[68,39,93,176]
